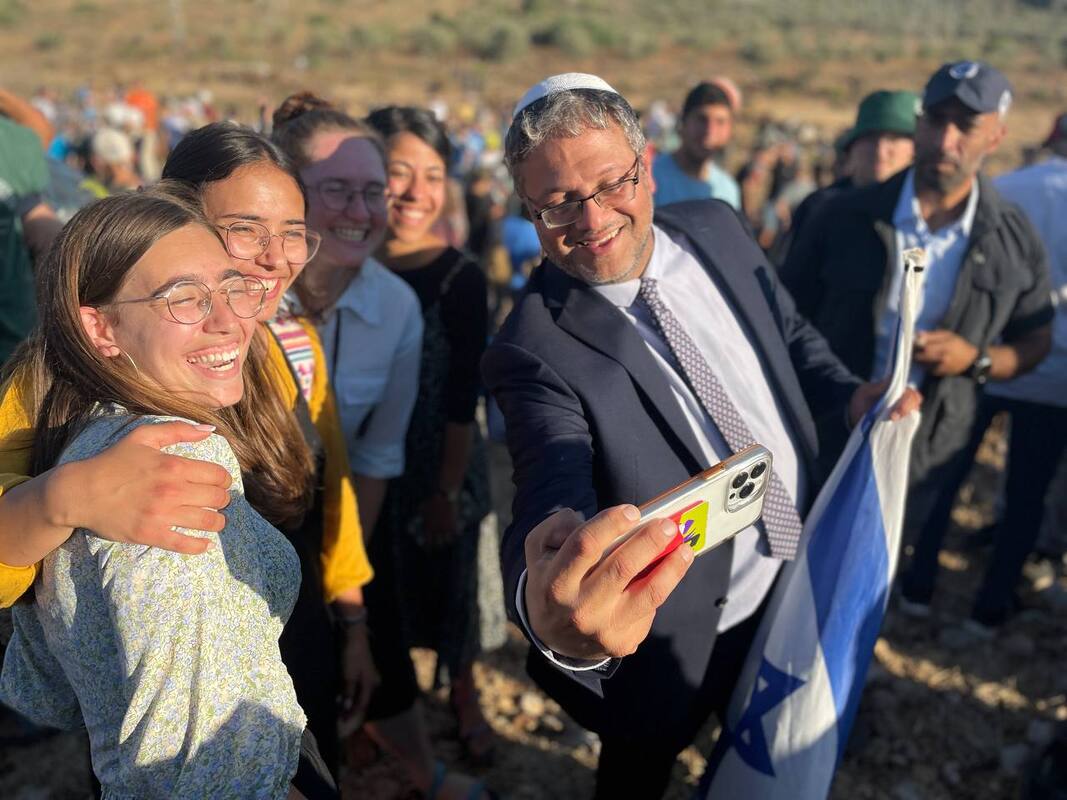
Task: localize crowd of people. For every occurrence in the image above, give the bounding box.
[0,56,1063,799]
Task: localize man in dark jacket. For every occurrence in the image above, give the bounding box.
[482,73,914,799]
[780,61,1053,617]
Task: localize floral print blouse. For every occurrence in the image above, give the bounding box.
[0,411,305,799]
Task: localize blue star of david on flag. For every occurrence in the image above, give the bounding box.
[702,255,925,799]
[726,658,805,777]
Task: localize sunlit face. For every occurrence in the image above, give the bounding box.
[679,103,733,161]
[914,98,1004,195]
[200,162,308,321]
[91,225,258,409]
[518,124,653,286]
[846,132,915,187]
[300,131,389,271]
[385,131,448,246]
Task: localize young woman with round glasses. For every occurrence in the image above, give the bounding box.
[273,92,498,800]
[163,122,376,777]
[0,123,375,785]
[0,186,322,797]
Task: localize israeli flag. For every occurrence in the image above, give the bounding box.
[702,251,926,799]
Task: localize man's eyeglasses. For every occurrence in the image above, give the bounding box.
[314,179,390,213]
[532,158,641,229]
[107,275,268,325]
[217,221,322,266]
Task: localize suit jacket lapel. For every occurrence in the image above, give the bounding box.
[657,215,797,399]
[545,264,708,473]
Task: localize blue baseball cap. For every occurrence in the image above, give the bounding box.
[922,61,1013,116]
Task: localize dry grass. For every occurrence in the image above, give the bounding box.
[1,0,1064,171]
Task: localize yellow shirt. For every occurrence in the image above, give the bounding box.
[0,367,36,606]
[0,321,372,607]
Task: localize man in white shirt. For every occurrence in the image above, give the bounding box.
[652,80,742,210]
[483,73,907,799]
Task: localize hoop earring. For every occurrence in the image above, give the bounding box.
[119,350,140,374]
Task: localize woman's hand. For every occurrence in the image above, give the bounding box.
[60,421,233,552]
[337,622,378,738]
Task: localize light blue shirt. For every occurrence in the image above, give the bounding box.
[652,151,742,210]
[872,168,980,384]
[317,257,424,479]
[989,157,1067,407]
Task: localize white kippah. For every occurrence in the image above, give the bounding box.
[91,127,134,165]
[512,73,619,119]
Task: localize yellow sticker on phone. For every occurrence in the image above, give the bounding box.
[670,500,709,552]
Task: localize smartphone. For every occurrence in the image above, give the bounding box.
[605,444,772,577]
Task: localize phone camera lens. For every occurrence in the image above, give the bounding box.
[732,472,749,490]
[739,482,755,499]
[751,462,767,478]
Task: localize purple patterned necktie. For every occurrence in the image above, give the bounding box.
[638,277,802,560]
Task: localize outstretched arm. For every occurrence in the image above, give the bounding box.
[483,342,694,668]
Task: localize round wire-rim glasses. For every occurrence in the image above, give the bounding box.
[314,179,390,213]
[217,220,322,265]
[533,157,641,229]
[107,275,269,325]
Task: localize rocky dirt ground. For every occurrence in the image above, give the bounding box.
[2,426,1064,799]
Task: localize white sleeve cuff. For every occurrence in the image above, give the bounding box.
[515,570,612,672]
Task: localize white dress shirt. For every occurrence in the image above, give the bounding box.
[317,257,424,479]
[516,224,807,670]
[593,225,805,631]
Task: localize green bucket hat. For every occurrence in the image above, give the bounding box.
[841,90,920,149]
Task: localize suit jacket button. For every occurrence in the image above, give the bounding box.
[715,596,729,608]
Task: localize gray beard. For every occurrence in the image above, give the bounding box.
[915,153,983,196]
[559,224,654,286]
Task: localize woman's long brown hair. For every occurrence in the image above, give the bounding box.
[27,184,314,529]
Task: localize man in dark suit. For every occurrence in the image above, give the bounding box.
[482,74,915,799]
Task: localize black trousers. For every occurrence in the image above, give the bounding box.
[592,607,763,800]
[902,394,1067,614]
[293,727,340,800]
[363,523,421,721]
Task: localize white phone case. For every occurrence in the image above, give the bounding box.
[627,444,772,558]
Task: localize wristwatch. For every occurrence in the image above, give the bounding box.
[968,349,992,384]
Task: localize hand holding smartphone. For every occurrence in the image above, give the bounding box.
[605,444,772,579]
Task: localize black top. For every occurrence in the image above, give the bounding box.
[395,247,488,423]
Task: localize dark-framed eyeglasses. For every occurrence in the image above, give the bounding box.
[217,221,322,266]
[107,275,268,325]
[314,179,390,213]
[532,157,641,229]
